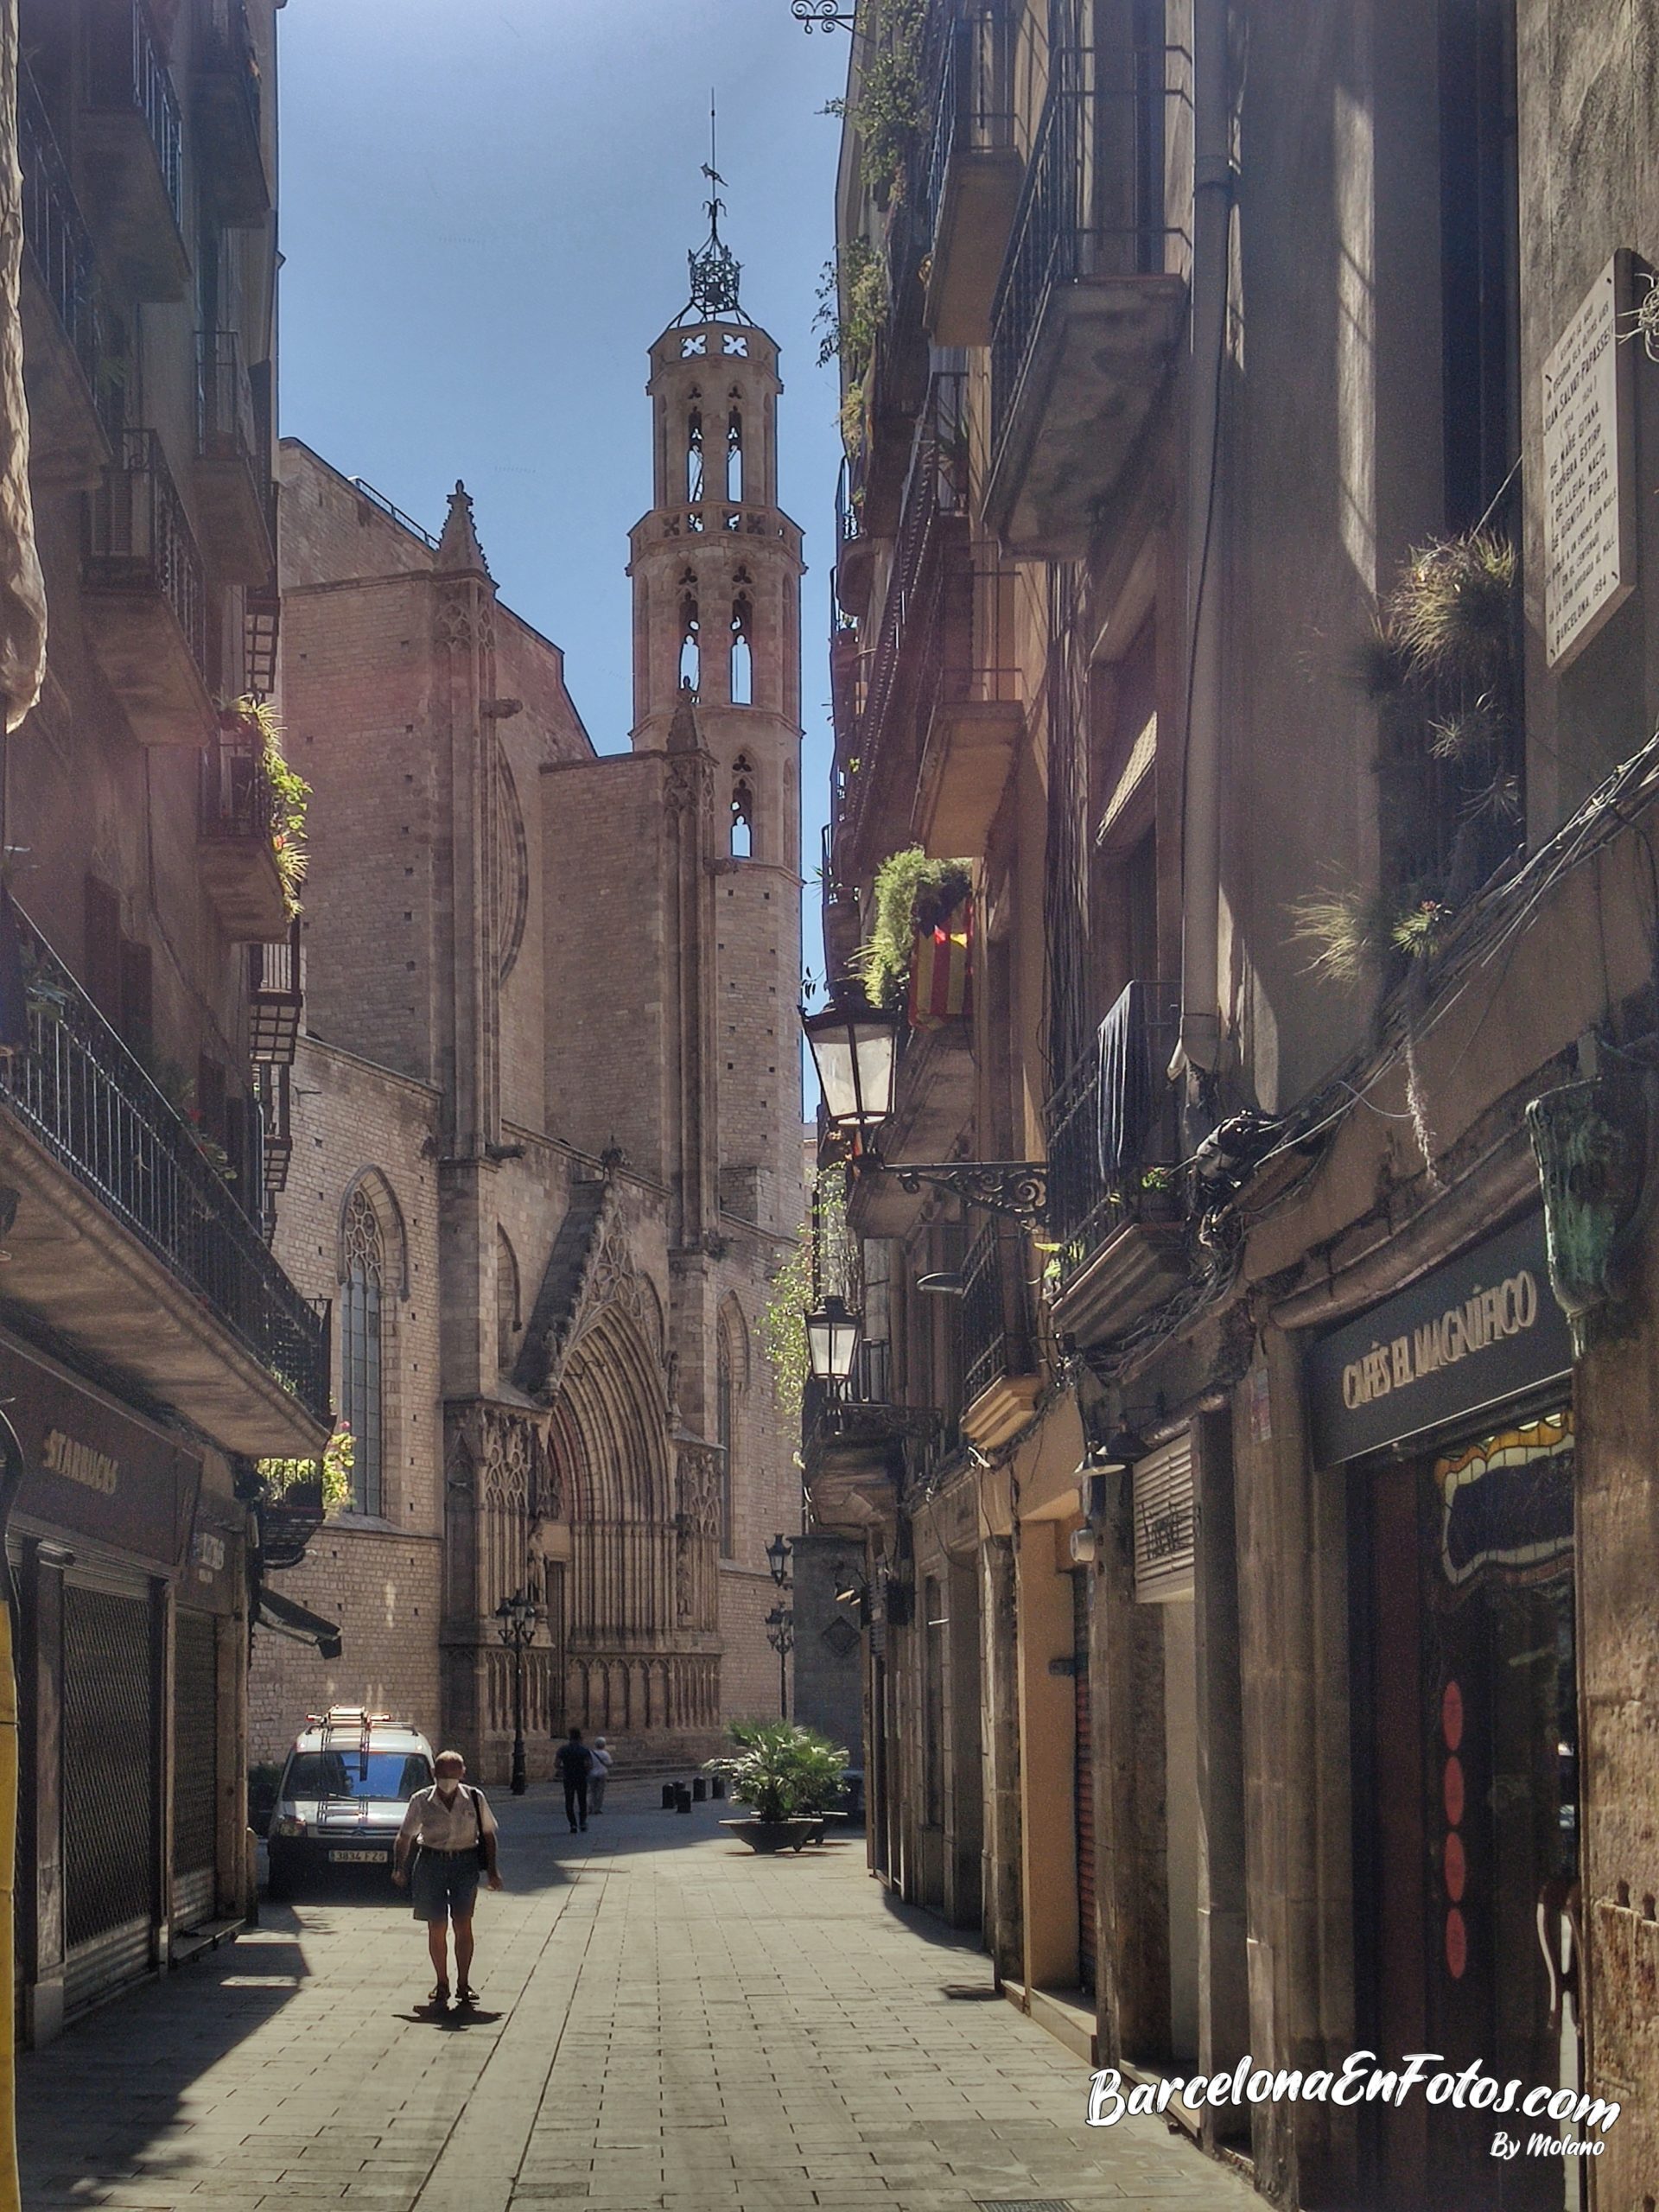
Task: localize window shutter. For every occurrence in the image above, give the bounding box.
[1133,1434,1195,1604]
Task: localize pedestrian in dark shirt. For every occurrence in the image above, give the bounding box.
[556,1727,593,1833]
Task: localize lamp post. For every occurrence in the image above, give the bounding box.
[804,1295,861,1393]
[766,1535,793,1719]
[493,1587,540,1796]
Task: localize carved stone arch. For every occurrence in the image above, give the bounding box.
[494,747,530,983]
[716,1293,751,1393]
[496,1224,522,1372]
[338,1166,410,1298]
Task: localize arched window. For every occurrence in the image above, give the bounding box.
[341,1189,385,1515]
[715,1326,735,1558]
[496,1226,521,1373]
[685,404,703,503]
[731,754,754,858]
[678,592,700,692]
[725,405,743,501]
[729,593,753,707]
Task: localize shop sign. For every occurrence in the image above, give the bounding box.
[2,1336,200,1568]
[187,1492,247,1615]
[1306,1212,1572,1465]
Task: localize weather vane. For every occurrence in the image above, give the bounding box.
[687,92,744,320]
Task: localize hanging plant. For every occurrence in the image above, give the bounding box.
[219,694,311,917]
[258,1421,356,1516]
[849,847,973,1012]
[758,1230,813,1427]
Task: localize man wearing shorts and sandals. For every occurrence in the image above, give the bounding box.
[392,1749,501,2006]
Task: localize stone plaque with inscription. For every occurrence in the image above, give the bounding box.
[1544,254,1636,669]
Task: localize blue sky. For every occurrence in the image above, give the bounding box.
[275,0,847,1014]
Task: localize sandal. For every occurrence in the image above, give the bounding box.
[427,1983,450,2005]
[455,1984,480,2005]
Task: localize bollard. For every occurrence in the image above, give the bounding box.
[674,1782,692,1814]
[691,1775,707,1802]
[710,1774,726,1800]
[662,1782,677,1809]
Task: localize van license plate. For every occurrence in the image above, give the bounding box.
[329,1849,384,1864]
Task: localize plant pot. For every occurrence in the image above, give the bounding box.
[720,1817,817,1855]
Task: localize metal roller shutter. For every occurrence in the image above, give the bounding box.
[1133,1435,1196,1604]
[1073,1568,1096,1995]
[172,1610,219,1929]
[64,1585,156,2013]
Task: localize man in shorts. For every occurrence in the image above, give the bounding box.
[392,1749,501,2006]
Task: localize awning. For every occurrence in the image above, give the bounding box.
[256,1583,342,1660]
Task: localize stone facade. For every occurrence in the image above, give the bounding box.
[251,264,804,1779]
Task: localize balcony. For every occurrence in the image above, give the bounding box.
[834,450,875,622]
[985,46,1185,556]
[961,1217,1043,1447]
[911,557,1023,854]
[1044,980,1189,1344]
[248,925,303,1062]
[194,330,276,581]
[84,429,214,745]
[924,7,1022,347]
[835,372,968,875]
[198,735,290,943]
[848,1018,976,1240]
[18,62,111,489]
[804,1345,916,1534]
[81,0,189,302]
[255,1062,292,1199]
[243,584,280,698]
[0,903,329,1455]
[194,0,270,226]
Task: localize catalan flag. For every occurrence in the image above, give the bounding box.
[908,898,973,1028]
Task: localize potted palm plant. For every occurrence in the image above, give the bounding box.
[705,1722,851,1854]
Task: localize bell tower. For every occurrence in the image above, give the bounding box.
[627,168,804,1243]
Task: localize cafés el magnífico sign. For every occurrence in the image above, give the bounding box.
[1306,1211,1572,1465]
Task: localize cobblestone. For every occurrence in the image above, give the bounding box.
[19,1781,1255,2212]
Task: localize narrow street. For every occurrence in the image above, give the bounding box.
[19,1781,1251,2212]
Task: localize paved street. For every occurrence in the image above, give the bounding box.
[19,1779,1255,2212]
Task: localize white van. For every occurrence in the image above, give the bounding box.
[267,1707,434,1897]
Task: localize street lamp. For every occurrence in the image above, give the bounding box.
[493,1587,541,1796]
[1090,1421,1150,1475]
[765,1602,795,1719]
[804,1296,861,1389]
[802,998,899,1135]
[766,1530,792,1588]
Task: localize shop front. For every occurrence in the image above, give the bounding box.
[1,1331,241,2040]
[1308,1210,1582,2212]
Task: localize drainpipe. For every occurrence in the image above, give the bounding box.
[1173,0,1233,1084]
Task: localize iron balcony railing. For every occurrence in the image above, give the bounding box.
[197,328,258,463]
[200,732,276,842]
[924,3,1018,228]
[18,60,104,410]
[86,0,184,232]
[836,372,968,855]
[86,429,210,681]
[255,1062,293,1197]
[990,41,1171,461]
[960,1220,1007,1408]
[1045,979,1181,1283]
[200,0,261,135]
[2,902,330,1422]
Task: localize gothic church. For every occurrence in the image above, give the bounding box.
[249,225,804,1777]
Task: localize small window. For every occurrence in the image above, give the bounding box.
[726,407,743,501]
[730,594,753,706]
[341,1189,385,1516]
[685,408,704,504]
[679,593,701,692]
[731,754,754,858]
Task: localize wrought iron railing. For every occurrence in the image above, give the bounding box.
[1044,979,1181,1283]
[200,0,261,135]
[346,474,439,550]
[86,0,184,232]
[244,586,280,698]
[2,903,329,1421]
[255,1062,292,1196]
[197,328,257,462]
[18,60,104,409]
[990,41,1171,460]
[960,1220,1006,1408]
[86,429,209,681]
[200,734,276,842]
[836,372,968,853]
[925,3,1017,226]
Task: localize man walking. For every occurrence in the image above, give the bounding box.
[392,1749,501,2007]
[556,1726,593,1834]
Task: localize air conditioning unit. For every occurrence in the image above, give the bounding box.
[1069,1527,1100,1567]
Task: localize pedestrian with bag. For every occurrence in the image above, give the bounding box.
[589,1734,613,1815]
[556,1726,593,1833]
[392,1748,501,2008]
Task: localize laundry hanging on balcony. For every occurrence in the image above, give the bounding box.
[908,898,973,1028]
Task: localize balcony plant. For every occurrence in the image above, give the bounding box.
[257,1421,355,1517]
[851,847,972,1013]
[817,238,887,463]
[218,695,310,918]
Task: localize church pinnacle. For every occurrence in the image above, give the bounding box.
[683,97,747,324]
[435,480,491,577]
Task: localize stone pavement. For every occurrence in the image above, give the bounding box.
[18,1778,1258,2212]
